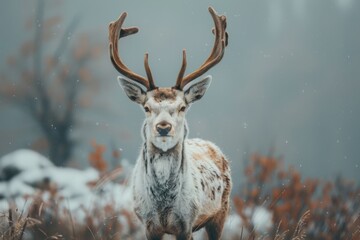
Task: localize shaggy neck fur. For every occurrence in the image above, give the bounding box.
[141,122,188,207]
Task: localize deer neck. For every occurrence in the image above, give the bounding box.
[142,122,188,185]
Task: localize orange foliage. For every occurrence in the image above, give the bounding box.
[88,140,107,173]
[234,152,360,239]
[88,141,122,175]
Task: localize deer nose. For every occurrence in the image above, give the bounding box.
[156,122,172,136]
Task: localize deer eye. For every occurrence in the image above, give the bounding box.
[144,106,150,113]
[179,106,186,112]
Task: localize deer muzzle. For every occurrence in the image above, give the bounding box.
[156,122,172,136]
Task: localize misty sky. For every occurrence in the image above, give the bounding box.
[1,0,359,186]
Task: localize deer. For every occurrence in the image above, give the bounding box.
[109,7,232,240]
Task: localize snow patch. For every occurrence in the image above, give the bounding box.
[0,149,53,181]
[251,206,273,233]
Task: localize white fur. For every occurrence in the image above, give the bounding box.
[131,138,228,232]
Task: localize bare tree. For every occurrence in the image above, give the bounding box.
[0,0,101,165]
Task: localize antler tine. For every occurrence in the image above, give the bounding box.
[175,7,228,90]
[144,53,156,89]
[109,12,156,90]
[174,49,187,90]
[119,27,138,38]
[200,7,224,65]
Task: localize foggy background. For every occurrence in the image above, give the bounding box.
[1,0,359,188]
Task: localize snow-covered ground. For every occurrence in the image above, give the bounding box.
[0,149,272,239]
[0,149,139,238]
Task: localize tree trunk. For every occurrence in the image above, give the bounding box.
[48,131,72,166]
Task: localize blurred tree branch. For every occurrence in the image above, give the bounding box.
[0,0,102,165]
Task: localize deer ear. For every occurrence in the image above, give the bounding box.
[118,77,146,104]
[184,75,212,104]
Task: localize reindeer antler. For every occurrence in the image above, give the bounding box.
[109,12,156,90]
[174,7,228,90]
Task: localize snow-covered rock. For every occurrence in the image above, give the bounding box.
[7,178,36,197]
[5,166,99,201]
[0,149,53,181]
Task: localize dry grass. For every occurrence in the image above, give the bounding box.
[0,185,139,240]
[1,208,44,240]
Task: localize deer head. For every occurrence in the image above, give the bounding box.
[109,7,228,152]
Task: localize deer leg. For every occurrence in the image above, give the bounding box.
[176,232,193,240]
[146,230,163,240]
[175,219,193,240]
[146,222,163,240]
[204,209,228,240]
